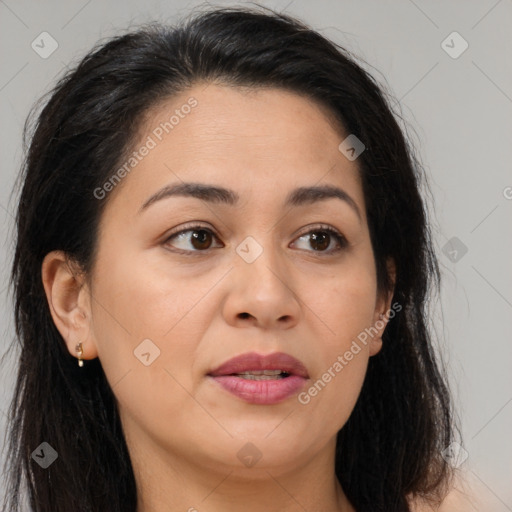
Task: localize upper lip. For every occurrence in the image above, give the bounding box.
[208,351,309,378]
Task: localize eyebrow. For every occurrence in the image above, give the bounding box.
[139,182,361,220]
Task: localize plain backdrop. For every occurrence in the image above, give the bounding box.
[1,0,511,509]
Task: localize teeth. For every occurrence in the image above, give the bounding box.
[235,370,289,380]
[238,370,283,376]
[237,374,285,380]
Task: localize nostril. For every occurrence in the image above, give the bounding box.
[239,312,251,319]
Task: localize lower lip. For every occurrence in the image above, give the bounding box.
[208,375,307,405]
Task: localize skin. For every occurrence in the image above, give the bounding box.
[42,84,396,512]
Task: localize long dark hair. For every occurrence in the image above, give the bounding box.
[3,6,455,511]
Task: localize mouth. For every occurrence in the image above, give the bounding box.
[207,351,309,405]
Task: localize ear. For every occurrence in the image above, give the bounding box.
[369,258,397,357]
[41,250,98,364]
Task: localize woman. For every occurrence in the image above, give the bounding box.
[3,6,459,511]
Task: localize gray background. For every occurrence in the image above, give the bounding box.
[1,0,511,509]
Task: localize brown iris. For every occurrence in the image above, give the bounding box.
[190,229,213,250]
[309,231,330,251]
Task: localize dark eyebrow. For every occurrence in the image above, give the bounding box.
[139,182,361,220]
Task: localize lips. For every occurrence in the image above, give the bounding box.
[208,351,309,379]
[207,351,309,405]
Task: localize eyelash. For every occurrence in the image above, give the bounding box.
[162,222,348,256]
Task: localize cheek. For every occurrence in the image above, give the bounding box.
[86,254,174,388]
[302,353,368,438]
[91,249,215,346]
[87,262,200,440]
[88,249,216,402]
[297,261,376,425]
[315,262,377,351]
[298,282,373,434]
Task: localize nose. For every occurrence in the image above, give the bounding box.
[221,240,301,330]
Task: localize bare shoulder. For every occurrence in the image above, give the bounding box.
[408,484,479,512]
[407,469,501,512]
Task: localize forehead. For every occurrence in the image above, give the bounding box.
[172,85,343,154]
[102,83,364,218]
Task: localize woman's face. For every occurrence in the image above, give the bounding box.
[69,84,392,477]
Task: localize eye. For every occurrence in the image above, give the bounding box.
[163,222,347,255]
[291,225,348,254]
[163,224,223,253]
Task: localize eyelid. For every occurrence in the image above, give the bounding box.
[164,221,217,238]
[163,221,223,248]
[294,223,344,240]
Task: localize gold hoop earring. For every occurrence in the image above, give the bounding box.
[75,342,84,367]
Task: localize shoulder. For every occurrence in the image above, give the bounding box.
[408,483,478,512]
[408,468,502,512]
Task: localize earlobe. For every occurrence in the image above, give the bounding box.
[41,250,98,364]
[370,258,397,357]
[368,312,385,356]
[369,337,383,357]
